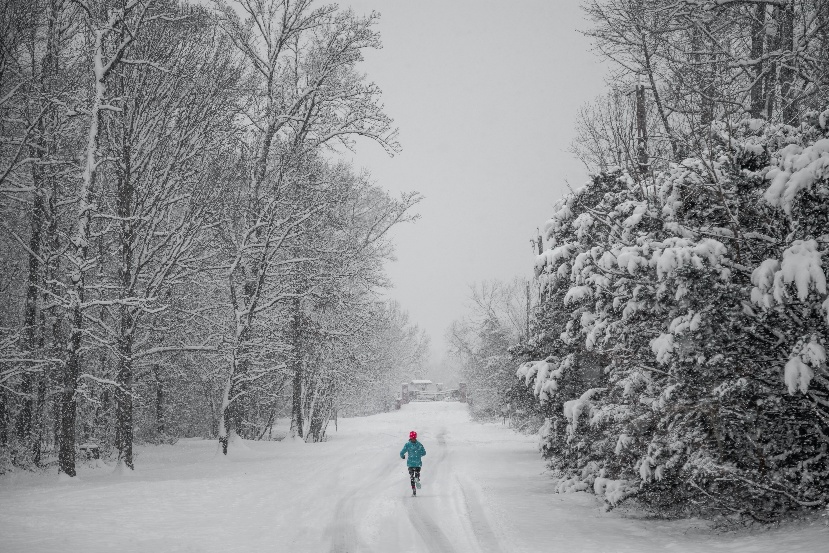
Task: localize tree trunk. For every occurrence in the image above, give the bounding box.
[700,62,715,127]
[290,365,304,439]
[220,322,249,453]
[60,24,112,477]
[0,389,8,447]
[691,20,716,129]
[289,298,304,438]
[153,365,164,435]
[114,345,134,468]
[221,359,243,452]
[219,232,269,451]
[307,382,334,443]
[46,133,64,464]
[17,0,62,465]
[32,376,46,465]
[218,373,232,455]
[17,184,43,451]
[303,378,319,441]
[256,409,274,440]
[51,392,60,458]
[765,6,782,119]
[114,138,135,469]
[641,40,677,161]
[205,381,217,439]
[749,3,767,118]
[778,1,797,125]
[59,330,80,476]
[635,79,649,178]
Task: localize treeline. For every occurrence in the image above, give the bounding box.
[0,0,427,477]
[516,0,829,520]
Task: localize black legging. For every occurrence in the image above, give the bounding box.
[408,466,421,488]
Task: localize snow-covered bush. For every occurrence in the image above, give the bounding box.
[522,113,829,520]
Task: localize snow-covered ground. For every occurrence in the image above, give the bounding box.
[1,402,825,552]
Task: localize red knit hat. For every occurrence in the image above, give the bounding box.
[409,430,417,440]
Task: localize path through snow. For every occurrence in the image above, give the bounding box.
[1,402,825,552]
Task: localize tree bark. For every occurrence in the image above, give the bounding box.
[32,376,46,465]
[61,21,109,477]
[59,2,143,475]
[765,6,783,119]
[749,3,767,118]
[635,79,649,177]
[114,331,134,467]
[641,34,677,160]
[114,136,135,469]
[18,176,45,448]
[289,297,304,438]
[219,290,251,453]
[17,183,43,447]
[778,1,797,124]
[17,0,64,466]
[0,389,8,447]
[153,364,164,435]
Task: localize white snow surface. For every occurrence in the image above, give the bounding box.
[1,402,826,552]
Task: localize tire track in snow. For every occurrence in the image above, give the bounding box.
[406,499,458,553]
[441,426,508,553]
[457,475,507,553]
[328,447,398,553]
[426,428,449,482]
[328,494,368,553]
[437,427,505,553]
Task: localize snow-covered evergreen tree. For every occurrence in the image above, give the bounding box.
[523,111,829,520]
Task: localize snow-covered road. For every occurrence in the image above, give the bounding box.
[1,402,825,552]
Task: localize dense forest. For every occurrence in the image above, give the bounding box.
[453,0,829,521]
[0,0,428,477]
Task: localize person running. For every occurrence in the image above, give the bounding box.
[400,430,426,496]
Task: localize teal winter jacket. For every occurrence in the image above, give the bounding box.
[400,440,426,467]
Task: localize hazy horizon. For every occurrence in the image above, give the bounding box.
[338,0,607,354]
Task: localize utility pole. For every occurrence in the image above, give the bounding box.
[530,228,543,256]
[525,281,531,342]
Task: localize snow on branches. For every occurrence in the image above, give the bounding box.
[519,111,829,518]
[752,240,827,308]
[765,139,829,215]
[784,336,826,395]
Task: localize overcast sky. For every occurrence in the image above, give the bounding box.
[337,1,608,354]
